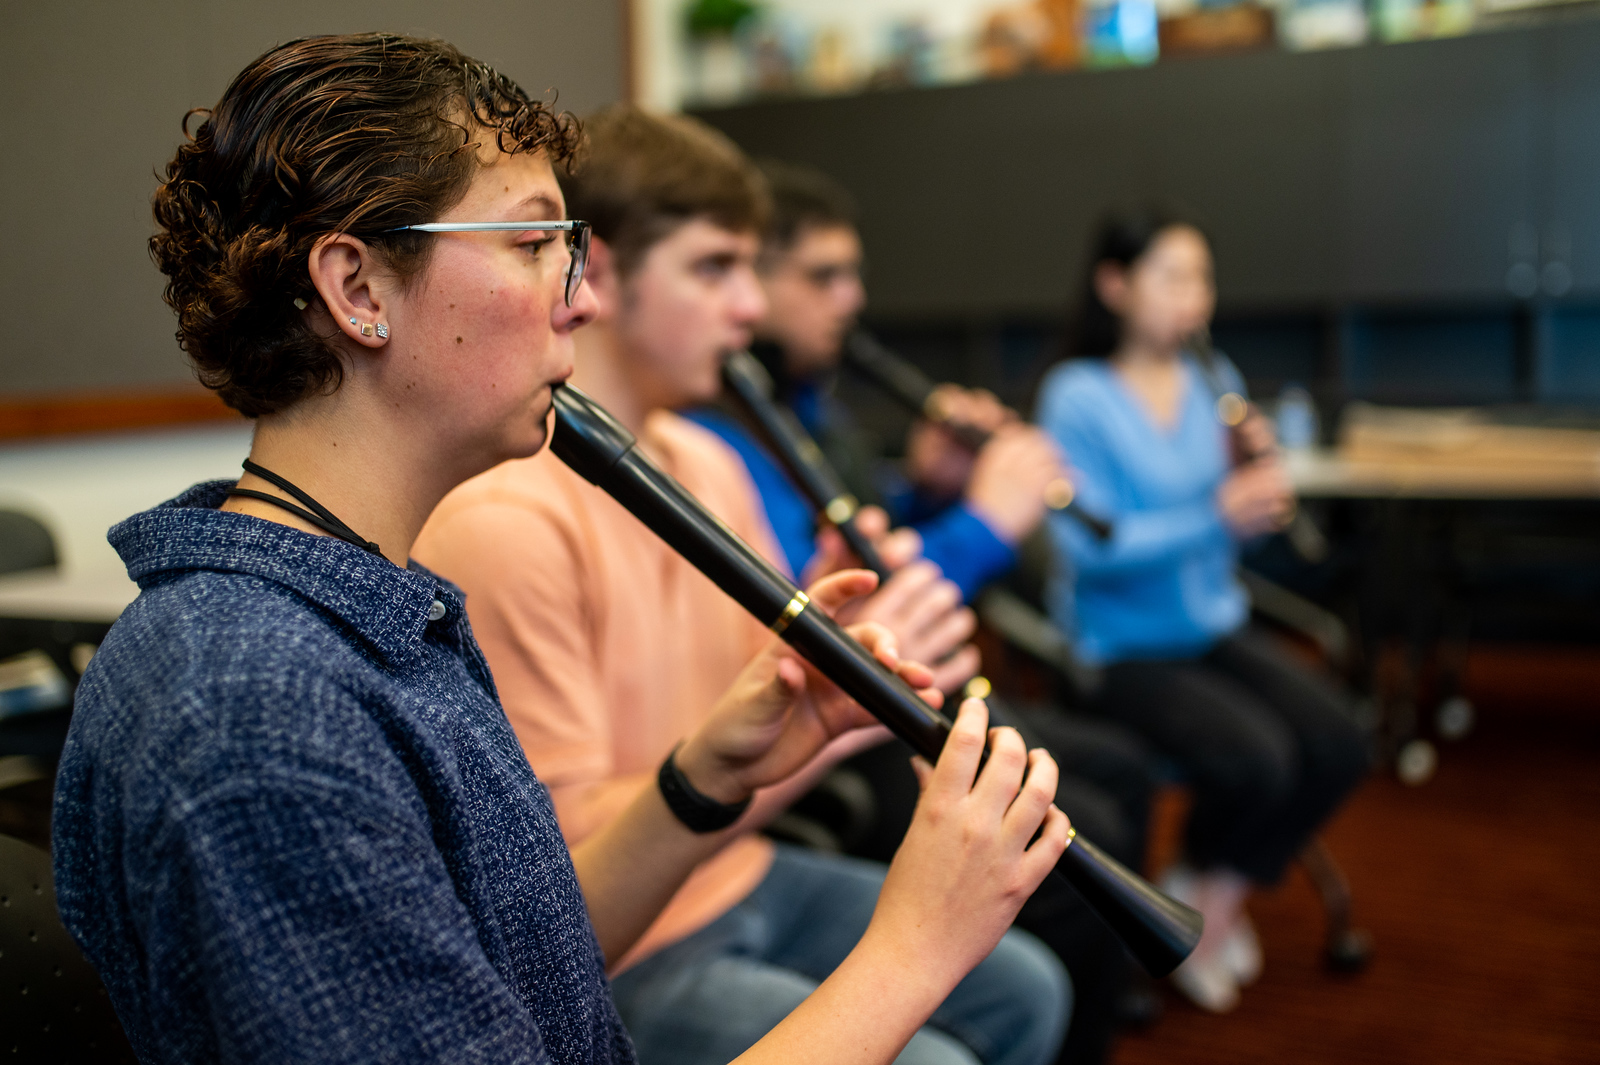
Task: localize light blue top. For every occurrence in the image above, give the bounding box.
[1034,354,1249,665]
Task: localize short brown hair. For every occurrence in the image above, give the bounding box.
[560,105,768,276]
[150,33,581,417]
[756,159,858,256]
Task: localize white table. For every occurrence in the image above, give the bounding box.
[0,570,137,624]
[1287,449,1600,501]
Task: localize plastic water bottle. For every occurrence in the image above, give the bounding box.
[1275,384,1319,452]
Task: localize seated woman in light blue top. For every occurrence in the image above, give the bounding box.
[1035,208,1368,1015]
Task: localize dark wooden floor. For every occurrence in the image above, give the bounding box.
[1113,691,1600,1065]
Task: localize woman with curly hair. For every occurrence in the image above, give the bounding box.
[50,33,1070,1065]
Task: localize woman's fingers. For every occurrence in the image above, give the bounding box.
[1022,805,1073,886]
[928,697,989,800]
[1001,747,1060,849]
[970,724,1030,809]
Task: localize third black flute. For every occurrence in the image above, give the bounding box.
[842,332,1114,541]
[549,382,1203,978]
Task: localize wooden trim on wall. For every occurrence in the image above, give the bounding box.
[0,387,244,441]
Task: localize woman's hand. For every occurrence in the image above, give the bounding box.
[1217,459,1296,539]
[674,568,941,804]
[863,699,1071,992]
[1232,406,1278,463]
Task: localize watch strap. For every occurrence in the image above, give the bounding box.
[657,744,751,834]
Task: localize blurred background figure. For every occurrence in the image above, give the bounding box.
[1034,207,1370,1012]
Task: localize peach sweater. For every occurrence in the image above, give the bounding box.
[414,412,783,970]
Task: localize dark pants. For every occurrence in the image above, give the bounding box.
[839,702,1158,1065]
[1090,627,1370,884]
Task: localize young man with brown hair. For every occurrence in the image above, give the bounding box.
[413,106,1068,1065]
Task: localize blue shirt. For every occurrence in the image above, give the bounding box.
[51,482,634,1065]
[686,390,1014,601]
[1034,356,1249,665]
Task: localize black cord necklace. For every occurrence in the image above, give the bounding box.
[226,459,383,556]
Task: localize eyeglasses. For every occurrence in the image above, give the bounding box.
[390,220,592,306]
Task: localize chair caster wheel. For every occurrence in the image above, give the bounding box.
[1325,928,1374,973]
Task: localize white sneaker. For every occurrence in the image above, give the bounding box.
[1169,951,1241,1013]
[1223,912,1264,986]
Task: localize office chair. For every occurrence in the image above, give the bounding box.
[981,535,1373,973]
[0,833,136,1062]
[0,509,58,576]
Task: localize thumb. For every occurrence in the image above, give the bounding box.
[741,646,807,726]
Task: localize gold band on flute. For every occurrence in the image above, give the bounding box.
[1215,392,1249,427]
[823,494,859,525]
[770,590,811,635]
[963,675,993,701]
[1043,478,1075,511]
[1064,825,1077,849]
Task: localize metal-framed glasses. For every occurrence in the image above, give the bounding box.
[390,220,592,306]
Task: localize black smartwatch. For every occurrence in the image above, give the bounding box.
[657,744,751,833]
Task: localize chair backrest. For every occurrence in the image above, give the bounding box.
[0,834,136,1062]
[0,510,58,576]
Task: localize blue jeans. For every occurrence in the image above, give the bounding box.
[610,846,1070,1065]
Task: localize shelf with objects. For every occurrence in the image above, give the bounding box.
[634,0,1598,112]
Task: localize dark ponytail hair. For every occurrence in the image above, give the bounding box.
[1070,205,1205,357]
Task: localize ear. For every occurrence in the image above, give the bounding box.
[582,235,621,322]
[307,234,394,349]
[1093,261,1130,316]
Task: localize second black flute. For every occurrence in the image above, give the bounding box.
[549,382,1203,978]
[720,351,891,580]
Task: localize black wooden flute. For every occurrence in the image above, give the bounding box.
[1189,327,1329,563]
[720,351,891,580]
[549,382,1203,978]
[841,332,1114,541]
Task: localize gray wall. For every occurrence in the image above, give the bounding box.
[0,1,625,396]
[697,22,1600,320]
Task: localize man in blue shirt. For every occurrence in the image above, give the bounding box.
[686,163,1067,603]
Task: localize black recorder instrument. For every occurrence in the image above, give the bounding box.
[720,351,892,581]
[841,332,1114,542]
[1188,327,1329,563]
[549,382,1203,978]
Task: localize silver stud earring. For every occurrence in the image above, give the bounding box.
[375,323,389,339]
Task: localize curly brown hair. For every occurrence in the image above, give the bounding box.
[150,33,582,417]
